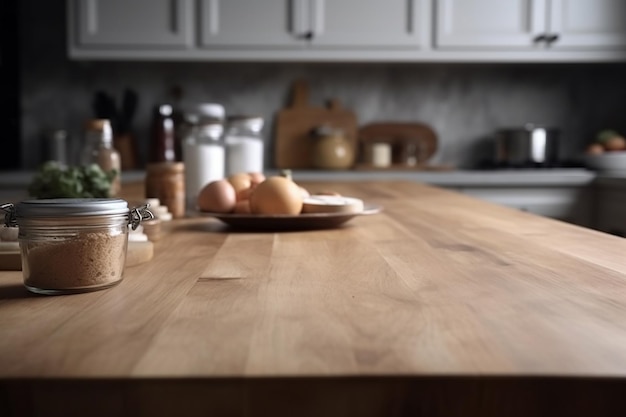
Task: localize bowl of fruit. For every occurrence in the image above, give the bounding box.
[585,130,626,173]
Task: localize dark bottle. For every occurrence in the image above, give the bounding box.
[150,104,176,163]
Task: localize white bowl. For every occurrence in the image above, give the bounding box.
[585,152,626,173]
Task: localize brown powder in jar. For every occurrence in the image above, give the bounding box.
[23,232,127,291]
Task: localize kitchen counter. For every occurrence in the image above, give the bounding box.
[0,167,596,192]
[2,180,626,416]
[290,168,596,187]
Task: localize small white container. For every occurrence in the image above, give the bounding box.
[224,116,264,176]
[371,142,392,167]
[182,118,225,210]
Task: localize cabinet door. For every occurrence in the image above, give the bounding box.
[310,0,422,47]
[548,0,626,49]
[435,0,547,48]
[460,186,591,226]
[75,0,193,48]
[200,0,308,47]
[593,186,626,236]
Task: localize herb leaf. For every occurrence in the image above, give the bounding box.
[28,162,116,199]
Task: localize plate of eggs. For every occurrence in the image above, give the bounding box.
[196,172,381,230]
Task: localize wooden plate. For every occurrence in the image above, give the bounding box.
[200,204,382,230]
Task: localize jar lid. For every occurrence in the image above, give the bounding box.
[227,115,264,132]
[197,123,224,140]
[15,198,129,218]
[85,119,112,132]
[146,162,185,174]
[197,103,225,120]
[156,104,173,117]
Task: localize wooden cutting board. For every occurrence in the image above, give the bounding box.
[274,79,358,169]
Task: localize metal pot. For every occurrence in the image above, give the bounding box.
[495,124,560,167]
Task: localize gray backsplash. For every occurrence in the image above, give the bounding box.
[18,1,626,170]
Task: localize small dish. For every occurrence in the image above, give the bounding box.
[585,152,626,173]
[199,204,382,230]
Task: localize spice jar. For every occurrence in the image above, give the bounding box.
[311,126,355,170]
[224,115,264,176]
[149,104,176,163]
[80,119,122,196]
[370,142,392,168]
[43,129,68,165]
[1,199,153,295]
[145,162,186,219]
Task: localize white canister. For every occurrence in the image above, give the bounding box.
[224,116,264,176]
[371,142,392,167]
[182,120,225,210]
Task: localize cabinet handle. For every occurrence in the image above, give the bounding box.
[298,31,314,40]
[533,34,547,43]
[546,33,560,44]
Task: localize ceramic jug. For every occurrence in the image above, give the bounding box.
[311,126,354,170]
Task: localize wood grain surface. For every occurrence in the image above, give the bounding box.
[2,180,626,416]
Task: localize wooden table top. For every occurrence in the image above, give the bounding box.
[3,180,626,416]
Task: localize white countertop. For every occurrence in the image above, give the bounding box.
[0,168,598,191]
[289,168,597,187]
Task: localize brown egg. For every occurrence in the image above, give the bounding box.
[236,185,256,202]
[249,172,266,185]
[586,143,605,155]
[227,173,253,194]
[299,186,311,199]
[233,199,252,214]
[249,176,304,215]
[197,179,237,213]
[605,136,626,151]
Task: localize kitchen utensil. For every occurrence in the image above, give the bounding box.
[115,89,139,169]
[92,91,117,124]
[119,89,138,134]
[357,122,439,169]
[275,79,357,169]
[495,124,560,167]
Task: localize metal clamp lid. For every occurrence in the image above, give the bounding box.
[129,204,154,230]
[1,201,154,230]
[1,203,17,227]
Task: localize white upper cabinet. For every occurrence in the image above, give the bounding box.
[549,0,626,49]
[72,0,194,48]
[306,0,421,47]
[68,0,626,61]
[436,0,626,50]
[200,0,308,47]
[436,0,547,49]
[199,0,422,49]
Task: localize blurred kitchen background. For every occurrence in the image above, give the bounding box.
[2,0,626,171]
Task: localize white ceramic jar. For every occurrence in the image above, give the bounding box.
[182,119,225,210]
[224,115,264,176]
